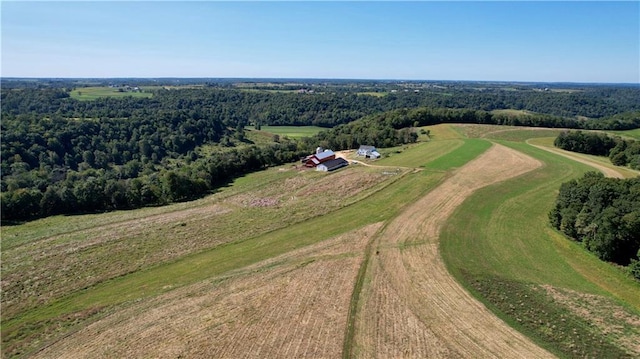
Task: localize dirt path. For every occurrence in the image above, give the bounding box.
[528,142,624,179]
[335,150,418,172]
[354,143,554,358]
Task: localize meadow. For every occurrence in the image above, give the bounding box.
[245,125,326,139]
[441,128,640,358]
[610,128,640,140]
[3,124,640,358]
[69,86,153,100]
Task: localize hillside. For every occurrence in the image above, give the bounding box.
[3,124,639,358]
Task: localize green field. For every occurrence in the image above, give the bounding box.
[3,124,640,358]
[441,134,640,358]
[356,91,387,97]
[70,86,153,101]
[609,128,640,140]
[490,109,539,116]
[245,125,326,139]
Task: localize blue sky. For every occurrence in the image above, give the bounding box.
[2,1,639,83]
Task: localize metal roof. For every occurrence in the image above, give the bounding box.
[315,150,335,160]
[319,158,349,171]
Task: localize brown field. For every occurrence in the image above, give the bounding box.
[7,142,562,358]
[32,223,383,358]
[1,167,391,321]
[353,144,552,358]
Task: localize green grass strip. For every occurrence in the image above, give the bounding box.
[423,138,492,170]
[441,140,640,357]
[245,125,326,139]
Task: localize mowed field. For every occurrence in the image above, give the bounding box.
[69,86,153,100]
[2,124,640,358]
[245,125,326,139]
[610,128,640,140]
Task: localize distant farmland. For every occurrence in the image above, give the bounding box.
[70,86,153,100]
[246,125,326,139]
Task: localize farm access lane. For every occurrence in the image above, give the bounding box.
[527,140,626,179]
[354,143,554,358]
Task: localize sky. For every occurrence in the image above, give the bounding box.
[2,1,639,83]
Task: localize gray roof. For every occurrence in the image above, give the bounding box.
[315,150,335,160]
[359,145,376,151]
[320,158,349,171]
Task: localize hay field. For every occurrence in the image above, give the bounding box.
[4,124,640,358]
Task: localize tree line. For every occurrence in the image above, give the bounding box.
[549,172,640,280]
[554,131,640,169]
[2,139,306,221]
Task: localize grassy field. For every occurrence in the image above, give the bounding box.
[3,124,640,358]
[3,132,473,357]
[529,137,640,178]
[356,91,387,97]
[609,128,640,140]
[245,125,326,139]
[70,86,153,101]
[490,109,538,116]
[440,133,640,358]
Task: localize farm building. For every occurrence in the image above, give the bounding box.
[357,145,381,159]
[316,158,349,172]
[304,149,336,167]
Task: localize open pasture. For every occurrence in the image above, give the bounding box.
[70,86,153,100]
[609,128,640,140]
[441,135,640,358]
[491,109,539,116]
[245,125,326,139]
[3,124,640,358]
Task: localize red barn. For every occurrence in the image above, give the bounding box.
[304,150,336,167]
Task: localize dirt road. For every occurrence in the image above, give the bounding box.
[528,142,624,179]
[354,143,554,358]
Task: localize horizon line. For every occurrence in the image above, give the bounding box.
[2,76,639,86]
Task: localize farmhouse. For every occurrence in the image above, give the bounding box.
[316,158,349,172]
[304,149,336,167]
[357,145,381,159]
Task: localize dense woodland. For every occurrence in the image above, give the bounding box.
[2,80,640,222]
[549,172,640,280]
[554,131,640,169]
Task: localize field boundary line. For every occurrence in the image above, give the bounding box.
[342,223,386,359]
[527,140,625,179]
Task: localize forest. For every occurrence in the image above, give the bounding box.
[2,80,640,222]
[549,172,640,280]
[554,131,640,169]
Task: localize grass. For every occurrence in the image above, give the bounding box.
[491,109,538,116]
[2,169,447,357]
[2,167,396,319]
[609,128,640,140]
[484,129,565,142]
[440,138,640,358]
[3,125,492,358]
[452,123,564,142]
[423,138,492,170]
[376,140,464,168]
[245,125,326,139]
[355,92,387,97]
[69,87,153,101]
[5,123,639,357]
[529,137,640,178]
